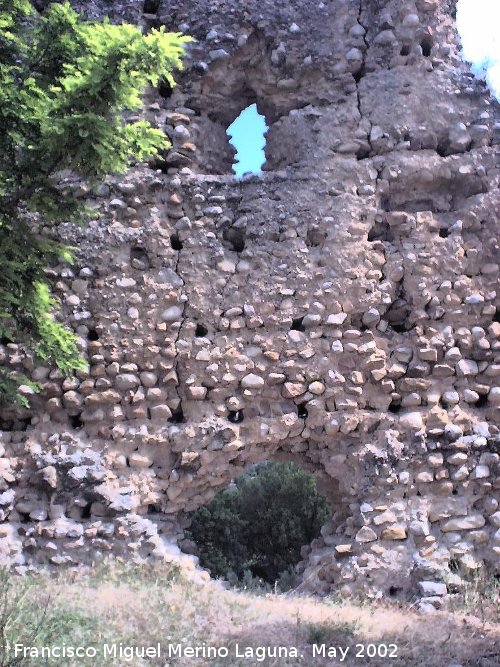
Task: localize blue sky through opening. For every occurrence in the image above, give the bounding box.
[227,103,268,177]
[226,3,499,177]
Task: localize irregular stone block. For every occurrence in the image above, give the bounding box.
[441,514,486,532]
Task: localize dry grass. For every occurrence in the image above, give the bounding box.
[2,563,499,667]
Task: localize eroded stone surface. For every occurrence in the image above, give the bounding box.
[0,0,498,602]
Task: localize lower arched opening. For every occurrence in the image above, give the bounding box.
[181,460,332,591]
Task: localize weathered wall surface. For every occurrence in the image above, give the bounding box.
[1,0,499,606]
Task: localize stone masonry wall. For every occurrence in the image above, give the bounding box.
[0,0,499,606]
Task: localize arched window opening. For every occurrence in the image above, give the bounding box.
[183,461,331,590]
[227,103,268,177]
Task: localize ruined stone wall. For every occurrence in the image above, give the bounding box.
[0,0,499,606]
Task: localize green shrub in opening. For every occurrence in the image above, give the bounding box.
[186,461,331,587]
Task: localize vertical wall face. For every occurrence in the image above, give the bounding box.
[0,0,499,602]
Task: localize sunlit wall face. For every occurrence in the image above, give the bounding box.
[456,0,500,99]
[227,104,268,177]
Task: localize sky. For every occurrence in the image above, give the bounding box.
[456,0,500,98]
[227,1,500,177]
[227,103,268,177]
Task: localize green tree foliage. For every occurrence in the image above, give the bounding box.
[186,461,331,585]
[0,0,190,405]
